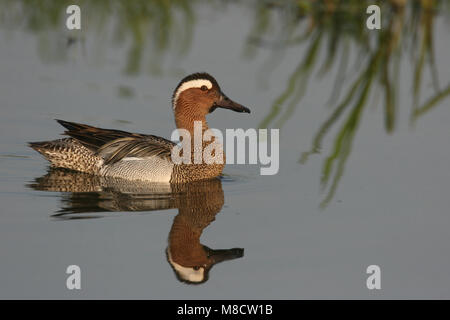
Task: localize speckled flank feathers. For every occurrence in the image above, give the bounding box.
[29,138,103,174]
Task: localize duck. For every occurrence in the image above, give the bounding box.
[29,73,250,183]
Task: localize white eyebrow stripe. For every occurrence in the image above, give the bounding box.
[173,79,213,109]
[167,250,205,282]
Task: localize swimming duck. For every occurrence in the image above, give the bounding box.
[29,73,250,183]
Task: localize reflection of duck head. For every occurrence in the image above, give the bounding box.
[165,179,244,284]
[166,246,243,284]
[29,168,244,284]
[167,179,244,284]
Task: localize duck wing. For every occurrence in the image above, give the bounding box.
[57,119,175,165]
[96,136,175,165]
[56,119,146,150]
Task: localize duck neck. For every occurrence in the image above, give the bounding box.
[168,213,210,266]
[175,111,210,136]
[174,109,225,167]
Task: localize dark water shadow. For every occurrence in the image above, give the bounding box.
[28,168,244,285]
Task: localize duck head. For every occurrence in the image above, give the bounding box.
[172,73,250,119]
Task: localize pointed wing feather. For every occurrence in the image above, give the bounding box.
[56,119,147,151]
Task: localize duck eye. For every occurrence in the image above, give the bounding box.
[200,85,208,91]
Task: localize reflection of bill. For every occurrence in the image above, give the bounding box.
[29,168,244,284]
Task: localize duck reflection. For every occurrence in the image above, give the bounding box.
[29,168,244,284]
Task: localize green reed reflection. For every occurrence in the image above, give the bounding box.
[248,0,450,207]
[0,0,196,75]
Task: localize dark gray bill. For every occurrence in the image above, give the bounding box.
[205,246,244,264]
[211,92,251,113]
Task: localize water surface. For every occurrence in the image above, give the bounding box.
[0,0,450,298]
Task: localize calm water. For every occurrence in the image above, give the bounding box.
[1,1,450,298]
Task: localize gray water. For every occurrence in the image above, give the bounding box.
[1,1,450,299]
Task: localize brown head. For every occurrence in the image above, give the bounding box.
[172,73,250,131]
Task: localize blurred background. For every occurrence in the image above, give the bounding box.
[0,0,450,298]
